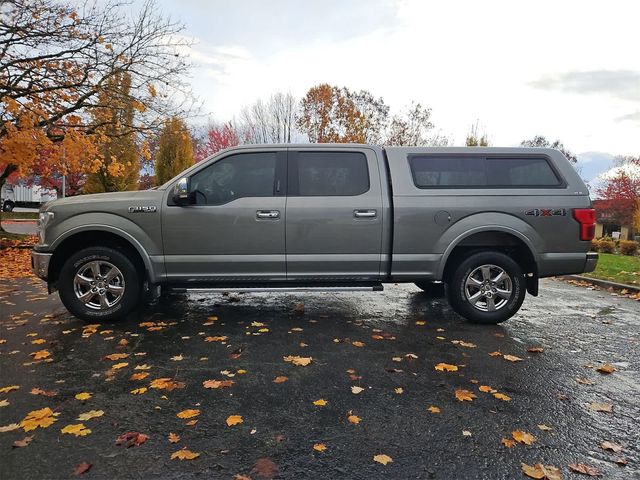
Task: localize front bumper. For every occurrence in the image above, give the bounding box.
[31,250,52,280]
[584,252,599,273]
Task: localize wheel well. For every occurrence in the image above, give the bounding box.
[442,231,537,283]
[49,231,146,286]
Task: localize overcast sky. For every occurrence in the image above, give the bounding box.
[153,0,639,176]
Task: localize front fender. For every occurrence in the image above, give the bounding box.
[46,212,164,282]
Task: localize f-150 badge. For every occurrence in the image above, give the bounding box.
[128,206,157,213]
[525,208,566,217]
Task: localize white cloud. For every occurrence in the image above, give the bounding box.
[170,0,640,154]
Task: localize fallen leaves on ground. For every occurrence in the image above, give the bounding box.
[251,458,278,479]
[130,387,147,395]
[596,363,616,374]
[168,432,180,443]
[373,454,393,465]
[283,355,312,366]
[12,436,33,448]
[588,402,613,412]
[61,423,91,437]
[521,463,562,480]
[103,353,129,361]
[537,424,552,431]
[115,431,148,447]
[0,385,19,394]
[204,336,227,342]
[30,387,56,396]
[176,409,200,419]
[512,430,536,445]
[313,443,327,452]
[77,410,104,421]
[451,340,476,348]
[347,413,361,424]
[171,448,200,460]
[501,438,516,448]
[351,386,364,394]
[313,399,327,406]
[149,378,185,391]
[434,362,458,372]
[427,406,440,413]
[568,463,601,476]
[203,379,234,389]
[273,376,288,383]
[454,389,476,402]
[503,354,523,362]
[0,423,20,432]
[31,349,51,360]
[73,462,92,476]
[600,441,623,452]
[493,392,511,401]
[130,372,149,381]
[20,407,58,431]
[226,415,243,426]
[527,347,544,353]
[74,392,92,401]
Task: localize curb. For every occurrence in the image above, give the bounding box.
[1,219,37,223]
[561,275,640,293]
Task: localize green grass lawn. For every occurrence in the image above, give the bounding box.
[584,253,640,286]
[1,211,39,220]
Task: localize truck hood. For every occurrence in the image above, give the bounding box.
[43,189,164,211]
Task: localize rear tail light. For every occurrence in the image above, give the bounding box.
[573,208,596,241]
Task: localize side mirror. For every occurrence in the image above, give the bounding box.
[172,177,191,205]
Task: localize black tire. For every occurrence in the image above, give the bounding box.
[58,246,141,322]
[2,201,14,212]
[414,281,446,297]
[448,251,525,324]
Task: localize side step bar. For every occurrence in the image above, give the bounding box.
[168,284,384,294]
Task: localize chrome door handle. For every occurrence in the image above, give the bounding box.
[256,210,280,219]
[354,209,377,218]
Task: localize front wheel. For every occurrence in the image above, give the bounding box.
[58,247,141,322]
[448,252,526,324]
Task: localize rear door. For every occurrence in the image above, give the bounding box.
[285,147,384,280]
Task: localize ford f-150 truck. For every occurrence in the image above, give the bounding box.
[32,145,598,324]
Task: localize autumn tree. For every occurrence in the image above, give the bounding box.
[595,156,640,227]
[465,121,489,146]
[84,72,140,193]
[342,88,389,144]
[520,136,577,163]
[239,92,297,144]
[195,122,240,162]
[297,84,367,143]
[385,103,448,146]
[0,0,193,229]
[155,117,194,184]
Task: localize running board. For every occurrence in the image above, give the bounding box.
[168,284,384,294]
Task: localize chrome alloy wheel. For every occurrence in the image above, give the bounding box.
[464,264,513,312]
[73,261,125,310]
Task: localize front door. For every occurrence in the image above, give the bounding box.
[162,149,287,282]
[285,148,384,280]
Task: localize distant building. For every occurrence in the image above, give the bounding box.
[593,199,635,240]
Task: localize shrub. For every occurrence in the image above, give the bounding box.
[590,239,602,252]
[599,238,616,253]
[619,240,638,256]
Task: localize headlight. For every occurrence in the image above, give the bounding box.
[37,211,54,242]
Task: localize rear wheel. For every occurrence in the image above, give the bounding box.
[2,200,14,212]
[58,246,141,322]
[448,251,525,324]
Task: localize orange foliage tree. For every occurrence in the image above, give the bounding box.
[0,0,194,228]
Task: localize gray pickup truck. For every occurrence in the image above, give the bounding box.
[32,145,598,324]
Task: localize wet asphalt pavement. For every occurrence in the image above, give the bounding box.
[0,277,638,479]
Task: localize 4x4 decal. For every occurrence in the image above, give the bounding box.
[525,208,566,217]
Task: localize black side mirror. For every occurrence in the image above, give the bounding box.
[172,177,192,205]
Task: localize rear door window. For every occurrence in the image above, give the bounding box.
[294,151,369,196]
[486,158,561,186]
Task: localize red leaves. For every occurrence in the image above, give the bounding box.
[251,458,278,479]
[115,431,148,448]
[73,462,92,476]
